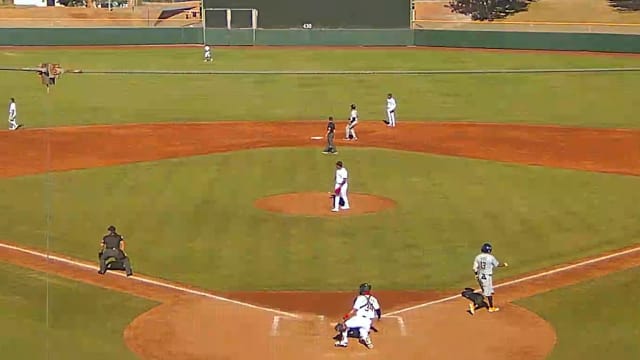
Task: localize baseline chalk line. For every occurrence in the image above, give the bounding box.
[385,244,640,316]
[383,315,407,336]
[0,242,299,318]
[271,316,281,336]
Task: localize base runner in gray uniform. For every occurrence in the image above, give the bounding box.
[467,242,508,315]
[98,225,133,276]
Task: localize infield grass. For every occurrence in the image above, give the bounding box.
[0,147,638,291]
[519,266,640,360]
[0,48,638,128]
[0,262,155,359]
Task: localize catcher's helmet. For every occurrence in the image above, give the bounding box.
[359,283,372,295]
[481,243,492,254]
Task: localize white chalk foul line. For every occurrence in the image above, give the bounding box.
[0,242,299,319]
[385,244,640,317]
[271,316,281,336]
[271,314,327,336]
[383,315,407,336]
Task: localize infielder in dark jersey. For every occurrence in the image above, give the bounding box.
[323,116,337,154]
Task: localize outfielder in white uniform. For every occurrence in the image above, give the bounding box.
[385,93,397,127]
[332,161,349,212]
[8,98,20,130]
[335,283,381,349]
[203,45,212,62]
[471,242,508,314]
[345,103,358,140]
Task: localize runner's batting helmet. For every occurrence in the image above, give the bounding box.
[481,243,492,254]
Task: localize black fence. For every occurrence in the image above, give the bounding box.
[202,0,411,29]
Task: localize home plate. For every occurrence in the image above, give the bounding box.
[310,136,323,140]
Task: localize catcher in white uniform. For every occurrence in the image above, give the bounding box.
[345,103,358,140]
[334,283,381,349]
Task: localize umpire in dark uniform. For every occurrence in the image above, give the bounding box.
[98,225,133,276]
[322,116,337,154]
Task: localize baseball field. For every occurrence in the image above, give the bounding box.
[0,46,639,359]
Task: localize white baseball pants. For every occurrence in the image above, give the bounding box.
[386,109,396,127]
[342,316,372,341]
[333,183,349,210]
[8,116,18,130]
[345,121,358,139]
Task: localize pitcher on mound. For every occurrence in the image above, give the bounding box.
[332,160,349,212]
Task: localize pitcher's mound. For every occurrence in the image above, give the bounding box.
[255,192,396,217]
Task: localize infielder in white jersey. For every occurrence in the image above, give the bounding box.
[332,160,349,212]
[8,98,20,130]
[385,93,397,127]
[335,283,381,349]
[471,242,508,314]
[345,103,358,140]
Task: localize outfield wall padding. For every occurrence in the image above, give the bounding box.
[1,28,639,53]
[204,29,414,46]
[413,30,640,53]
[0,28,202,46]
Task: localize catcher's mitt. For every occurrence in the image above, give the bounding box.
[334,322,347,333]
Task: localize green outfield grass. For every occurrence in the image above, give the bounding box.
[0,48,638,128]
[0,262,155,359]
[519,266,640,360]
[1,147,638,291]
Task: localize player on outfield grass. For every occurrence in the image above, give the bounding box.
[8,98,21,130]
[204,45,212,62]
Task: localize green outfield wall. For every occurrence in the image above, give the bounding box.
[203,29,415,46]
[1,28,639,53]
[0,27,201,46]
[414,30,640,53]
